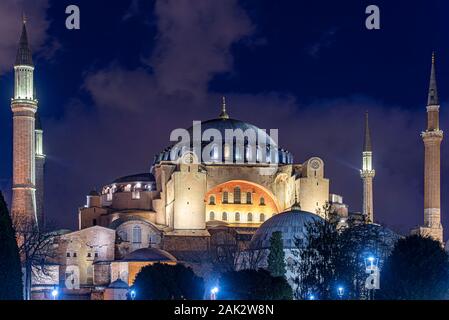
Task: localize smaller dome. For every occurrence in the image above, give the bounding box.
[122,248,177,262]
[113,173,155,184]
[108,279,129,289]
[88,190,100,196]
[250,209,323,250]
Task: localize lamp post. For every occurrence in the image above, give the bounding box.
[210,287,219,300]
[130,289,136,300]
[51,288,59,300]
[337,286,344,300]
[308,294,316,300]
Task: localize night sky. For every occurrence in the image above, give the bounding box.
[0,0,448,237]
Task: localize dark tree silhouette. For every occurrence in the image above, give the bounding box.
[378,235,449,300]
[0,191,23,300]
[132,263,204,300]
[267,231,286,277]
[220,269,293,300]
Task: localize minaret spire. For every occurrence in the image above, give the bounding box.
[363,111,372,152]
[360,111,375,223]
[219,96,229,119]
[428,52,439,106]
[15,16,33,67]
[412,52,444,244]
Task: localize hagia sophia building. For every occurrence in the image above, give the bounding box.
[7,19,444,299]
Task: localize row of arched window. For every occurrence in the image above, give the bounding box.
[209,187,265,205]
[209,211,266,222]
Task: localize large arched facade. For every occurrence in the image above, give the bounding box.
[205,180,281,225]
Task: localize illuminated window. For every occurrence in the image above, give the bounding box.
[133,225,142,243]
[234,187,241,204]
[223,192,228,204]
[132,190,140,199]
[222,212,228,221]
[107,192,113,201]
[235,212,240,222]
[260,213,265,222]
[248,212,253,222]
[246,192,252,204]
[209,195,216,205]
[210,211,215,220]
[125,184,132,192]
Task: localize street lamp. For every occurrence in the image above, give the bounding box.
[130,289,136,300]
[210,287,219,300]
[337,286,344,300]
[51,288,59,300]
[308,294,316,300]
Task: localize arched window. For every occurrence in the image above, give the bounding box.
[222,212,228,221]
[223,191,228,204]
[132,225,142,243]
[209,211,215,220]
[260,213,265,222]
[248,212,253,222]
[118,230,128,242]
[246,192,252,204]
[260,197,265,205]
[235,212,240,222]
[234,187,241,204]
[209,195,216,205]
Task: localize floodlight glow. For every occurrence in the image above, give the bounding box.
[211,287,219,294]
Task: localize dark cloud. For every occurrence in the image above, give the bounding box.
[0,0,50,74]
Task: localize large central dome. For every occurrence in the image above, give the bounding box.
[153,101,293,166]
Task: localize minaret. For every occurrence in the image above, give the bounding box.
[414,53,444,243]
[35,113,46,228]
[360,111,375,223]
[11,17,38,226]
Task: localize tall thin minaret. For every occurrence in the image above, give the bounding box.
[11,17,38,226]
[360,111,375,223]
[414,52,444,243]
[35,113,45,228]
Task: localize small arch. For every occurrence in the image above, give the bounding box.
[246,192,252,204]
[260,197,265,206]
[248,212,253,222]
[222,212,228,221]
[209,195,216,205]
[235,212,240,222]
[222,191,229,204]
[209,211,215,220]
[260,213,265,222]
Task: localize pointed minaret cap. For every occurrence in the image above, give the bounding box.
[427,51,439,106]
[15,15,33,67]
[363,111,372,152]
[219,96,229,119]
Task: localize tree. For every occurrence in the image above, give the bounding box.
[378,235,449,300]
[0,191,23,300]
[292,204,341,300]
[13,216,58,300]
[267,231,286,277]
[132,263,204,300]
[220,269,292,300]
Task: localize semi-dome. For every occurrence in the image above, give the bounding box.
[250,208,323,250]
[153,101,293,165]
[108,279,129,289]
[113,173,155,184]
[121,248,177,262]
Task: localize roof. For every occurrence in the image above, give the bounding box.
[108,215,155,229]
[121,248,177,262]
[15,22,33,66]
[113,173,155,184]
[250,209,323,249]
[108,279,129,289]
